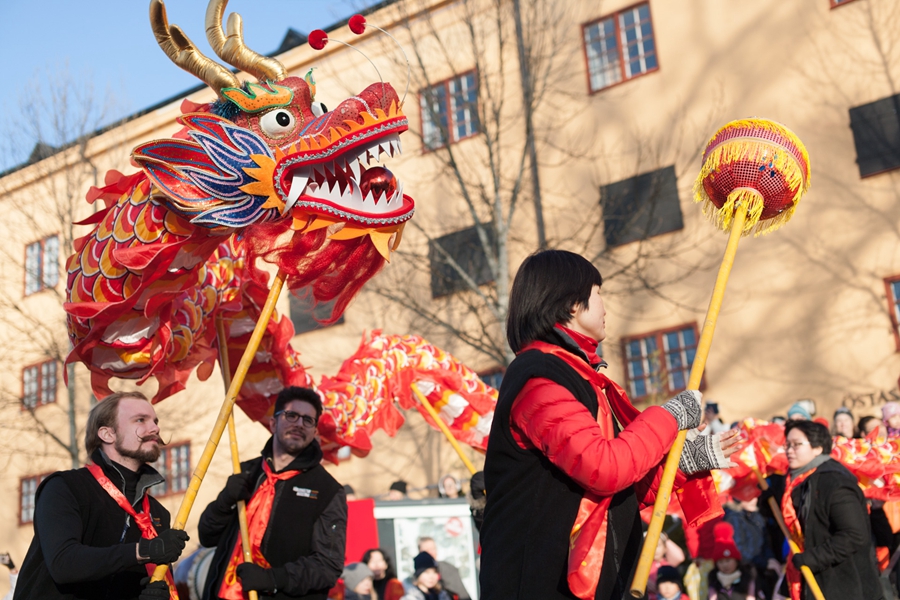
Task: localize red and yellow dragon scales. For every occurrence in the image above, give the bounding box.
[64,0,414,423]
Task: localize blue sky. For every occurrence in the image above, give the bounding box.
[0,1,378,171]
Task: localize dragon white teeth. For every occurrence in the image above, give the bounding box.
[349,159,362,182]
[285,170,310,212]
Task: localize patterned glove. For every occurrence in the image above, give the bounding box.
[661,390,702,430]
[679,429,733,475]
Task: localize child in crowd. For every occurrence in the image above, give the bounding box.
[338,562,377,600]
[708,523,757,600]
[401,553,452,600]
[883,402,900,437]
[653,565,689,600]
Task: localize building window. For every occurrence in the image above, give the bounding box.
[849,94,900,178]
[429,225,495,298]
[288,293,344,335]
[22,360,58,410]
[20,474,48,524]
[419,71,480,150]
[25,234,60,296]
[479,370,504,391]
[583,3,658,93]
[600,166,683,248]
[623,324,699,401]
[886,276,900,351]
[154,443,191,496]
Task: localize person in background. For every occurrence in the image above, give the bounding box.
[859,415,886,439]
[882,402,900,437]
[653,565,689,600]
[770,416,786,426]
[1,553,17,600]
[723,497,780,599]
[832,407,855,439]
[437,475,460,498]
[362,549,404,600]
[400,553,451,600]
[786,403,811,421]
[386,481,408,501]
[647,531,685,597]
[341,563,376,600]
[701,402,730,435]
[707,523,757,600]
[416,538,469,600]
[781,420,882,600]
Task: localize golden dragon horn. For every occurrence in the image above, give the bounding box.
[205,0,287,83]
[150,0,239,95]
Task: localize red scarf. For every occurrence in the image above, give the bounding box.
[86,463,178,600]
[219,460,299,600]
[782,467,818,600]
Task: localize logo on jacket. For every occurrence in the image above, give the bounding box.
[293,487,319,499]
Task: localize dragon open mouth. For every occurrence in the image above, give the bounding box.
[273,102,414,228]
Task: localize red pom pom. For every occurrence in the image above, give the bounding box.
[348,14,367,35]
[713,522,734,541]
[309,30,328,50]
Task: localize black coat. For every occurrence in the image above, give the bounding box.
[13,450,168,600]
[791,459,883,600]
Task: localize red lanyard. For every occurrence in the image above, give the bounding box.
[87,462,179,599]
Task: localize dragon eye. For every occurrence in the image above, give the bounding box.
[259,109,296,138]
[311,102,329,117]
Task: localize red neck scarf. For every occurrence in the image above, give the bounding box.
[219,460,300,600]
[782,467,818,600]
[86,463,178,600]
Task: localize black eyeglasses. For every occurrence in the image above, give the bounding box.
[275,410,317,428]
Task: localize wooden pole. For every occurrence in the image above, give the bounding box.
[411,382,478,475]
[216,316,259,600]
[752,468,827,600]
[630,205,748,597]
[151,270,287,583]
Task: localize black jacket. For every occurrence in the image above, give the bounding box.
[14,450,169,600]
[791,458,883,600]
[479,330,642,600]
[199,438,346,600]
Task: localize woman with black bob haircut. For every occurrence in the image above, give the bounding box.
[479,250,738,600]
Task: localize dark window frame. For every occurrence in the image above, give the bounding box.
[24,233,60,297]
[288,293,345,336]
[19,472,52,525]
[153,441,191,497]
[429,225,496,299]
[885,276,900,352]
[621,323,702,402]
[582,1,660,95]
[418,70,480,152]
[848,94,900,178]
[21,359,58,411]
[600,165,684,248]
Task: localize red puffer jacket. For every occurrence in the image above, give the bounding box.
[510,335,721,599]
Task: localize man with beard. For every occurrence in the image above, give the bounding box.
[14,391,189,600]
[199,387,346,600]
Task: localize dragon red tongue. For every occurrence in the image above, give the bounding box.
[359,166,397,203]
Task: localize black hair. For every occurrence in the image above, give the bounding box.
[857,415,878,438]
[506,250,603,354]
[361,548,397,580]
[274,386,323,418]
[785,420,832,454]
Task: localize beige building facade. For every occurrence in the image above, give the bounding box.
[1,0,899,594]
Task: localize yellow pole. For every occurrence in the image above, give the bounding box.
[151,270,287,583]
[215,316,259,600]
[630,204,748,598]
[752,468,827,600]
[411,382,478,475]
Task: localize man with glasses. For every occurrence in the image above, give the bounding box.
[198,387,347,600]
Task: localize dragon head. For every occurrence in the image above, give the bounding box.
[134,0,413,259]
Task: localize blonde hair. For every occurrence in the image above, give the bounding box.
[84,391,150,457]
